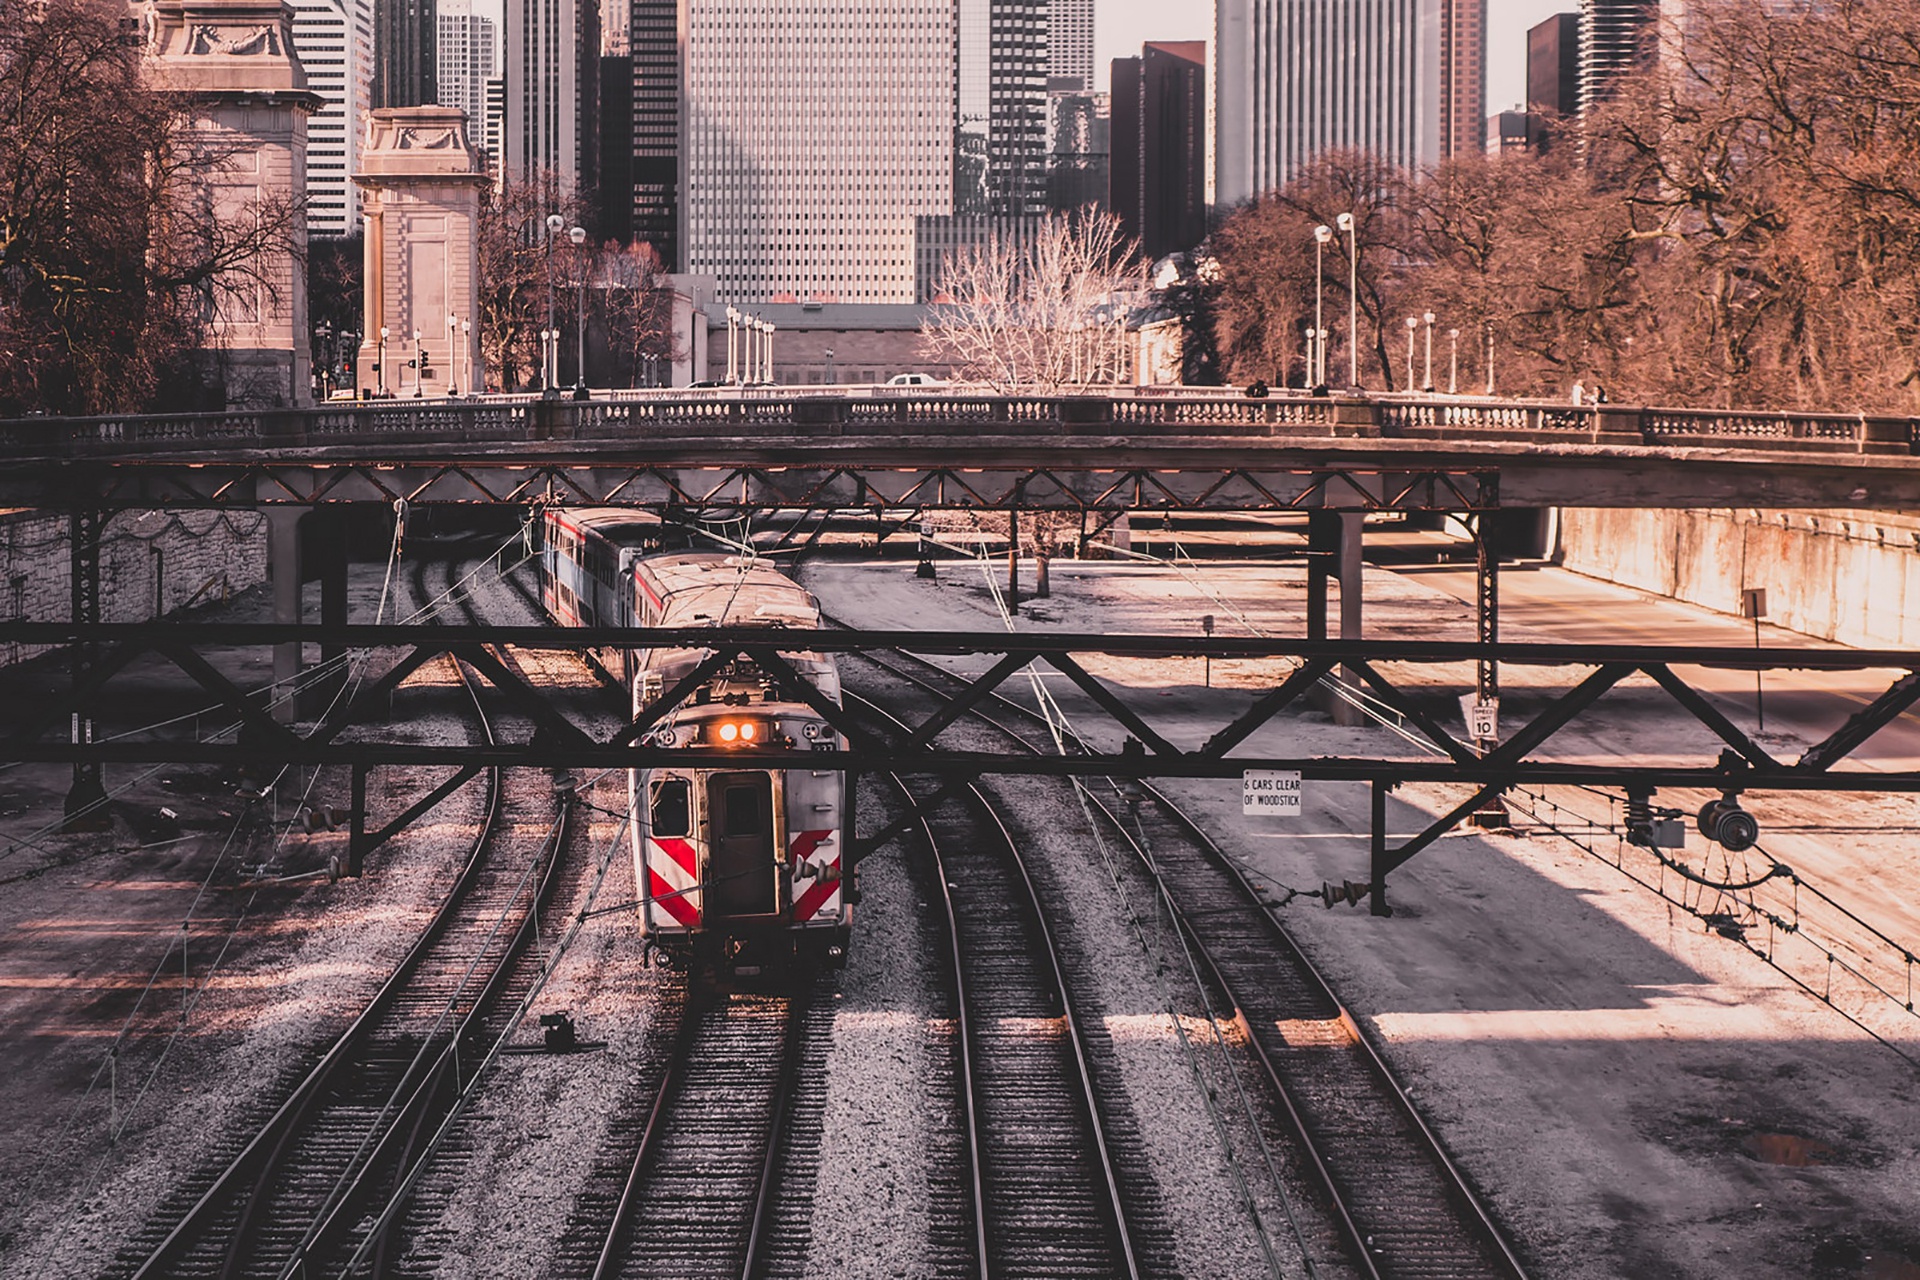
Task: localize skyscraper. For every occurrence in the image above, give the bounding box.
[289,0,374,236]
[373,0,435,107]
[1438,0,1485,160]
[957,0,1050,217]
[1048,0,1093,91]
[1111,42,1205,259]
[1215,0,1442,205]
[504,0,598,192]
[1579,0,1656,115]
[628,0,680,263]
[436,0,497,168]
[1528,12,1580,149]
[682,0,953,303]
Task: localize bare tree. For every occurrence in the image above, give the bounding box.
[921,212,1146,391]
[598,240,684,387]
[476,170,590,391]
[0,0,302,414]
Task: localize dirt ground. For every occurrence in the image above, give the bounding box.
[799,548,1920,1280]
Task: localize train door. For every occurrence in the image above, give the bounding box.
[705,772,778,917]
[642,772,702,930]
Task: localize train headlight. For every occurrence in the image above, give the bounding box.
[802,722,829,740]
[715,719,763,745]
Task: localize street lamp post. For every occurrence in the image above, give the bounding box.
[412,328,424,397]
[765,321,775,383]
[568,225,587,398]
[446,313,459,396]
[1422,311,1435,391]
[462,318,473,394]
[1447,328,1459,395]
[1336,211,1357,387]
[1312,224,1332,389]
[1404,317,1418,391]
[543,212,564,396]
[377,325,389,397]
[314,321,332,399]
[1485,323,1496,396]
[725,307,738,383]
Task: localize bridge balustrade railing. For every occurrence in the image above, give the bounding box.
[1,392,1916,458]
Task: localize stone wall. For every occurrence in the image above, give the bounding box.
[0,510,269,666]
[1557,507,1920,646]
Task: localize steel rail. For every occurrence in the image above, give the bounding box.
[130,655,504,1280]
[855,643,1530,1280]
[853,691,1142,1280]
[591,980,810,1280]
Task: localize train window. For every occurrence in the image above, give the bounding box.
[722,783,767,836]
[650,778,690,836]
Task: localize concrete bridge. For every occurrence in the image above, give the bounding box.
[4,388,1916,512]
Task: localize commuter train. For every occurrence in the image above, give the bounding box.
[540,507,852,971]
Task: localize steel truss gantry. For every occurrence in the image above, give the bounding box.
[6,622,1918,897]
[47,461,1501,514]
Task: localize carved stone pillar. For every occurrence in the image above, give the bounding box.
[354,108,489,399]
[145,0,322,408]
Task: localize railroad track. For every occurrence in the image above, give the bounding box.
[845,642,1532,1280]
[588,976,824,1280]
[121,563,573,1279]
[849,691,1149,1280]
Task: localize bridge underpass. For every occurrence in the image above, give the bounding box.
[9,389,1919,824]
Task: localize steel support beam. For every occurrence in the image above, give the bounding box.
[62,507,109,830]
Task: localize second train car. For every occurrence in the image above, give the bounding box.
[540,508,852,971]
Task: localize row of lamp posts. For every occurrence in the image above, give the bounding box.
[1310,213,1495,396]
[724,306,775,384]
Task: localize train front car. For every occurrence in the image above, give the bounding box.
[628,553,851,973]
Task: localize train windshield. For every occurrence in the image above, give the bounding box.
[650,777,690,837]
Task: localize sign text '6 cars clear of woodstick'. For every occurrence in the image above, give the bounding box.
[1242,769,1303,817]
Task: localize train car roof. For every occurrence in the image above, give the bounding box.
[635,552,819,626]
[548,507,666,537]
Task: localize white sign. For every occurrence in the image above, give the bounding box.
[1458,693,1499,741]
[1243,769,1303,817]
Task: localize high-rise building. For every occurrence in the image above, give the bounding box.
[1048,0,1093,91]
[504,0,598,192]
[373,0,434,107]
[1486,108,1533,154]
[1438,0,1485,160]
[1111,42,1205,259]
[1527,12,1579,150]
[1046,79,1109,213]
[1579,0,1656,115]
[289,0,374,236]
[957,0,1050,217]
[484,75,506,177]
[1215,0,1442,205]
[628,0,680,263]
[682,0,953,304]
[436,1,497,167]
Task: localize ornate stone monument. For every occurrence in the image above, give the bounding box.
[145,0,321,407]
[353,107,488,398]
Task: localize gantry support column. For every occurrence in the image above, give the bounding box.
[306,509,350,716]
[62,508,110,830]
[1476,515,1499,703]
[268,509,304,723]
[1306,509,1365,726]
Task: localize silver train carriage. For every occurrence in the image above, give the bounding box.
[539,508,852,971]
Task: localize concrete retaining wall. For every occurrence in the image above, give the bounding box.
[0,510,268,666]
[1558,507,1920,647]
